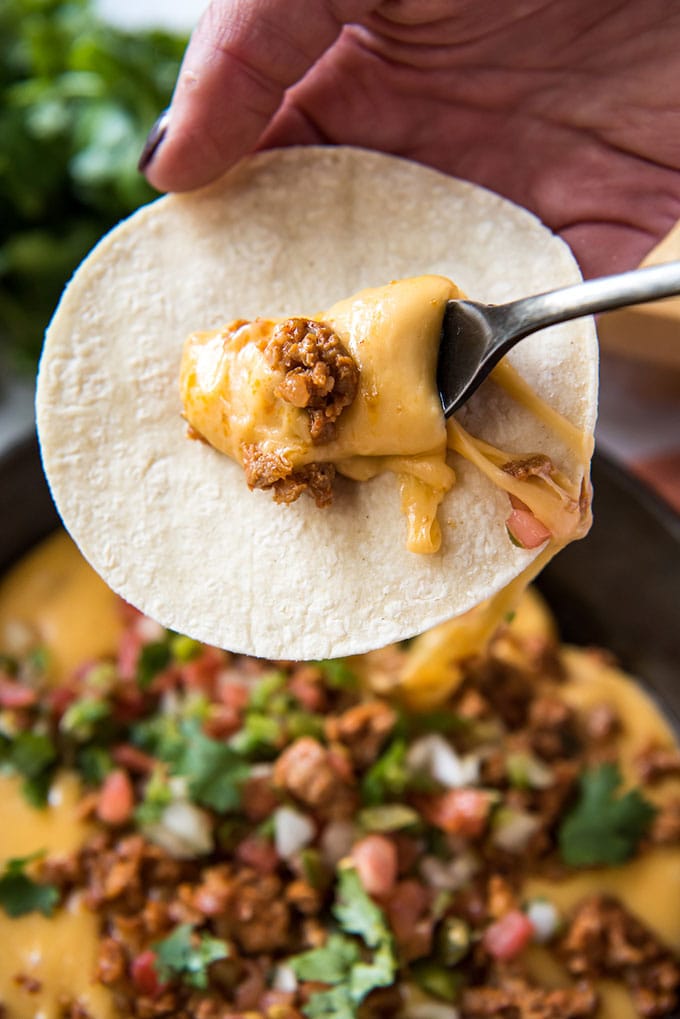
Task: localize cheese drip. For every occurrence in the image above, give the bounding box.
[181,276,459,554]
[181,275,592,559]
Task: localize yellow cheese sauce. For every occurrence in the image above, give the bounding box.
[181,275,458,554]
[0,532,122,683]
[0,535,678,1018]
[180,275,591,559]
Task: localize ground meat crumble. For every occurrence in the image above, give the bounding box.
[263,317,359,444]
[1,599,679,1019]
[239,317,359,510]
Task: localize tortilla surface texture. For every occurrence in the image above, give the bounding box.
[37,146,598,660]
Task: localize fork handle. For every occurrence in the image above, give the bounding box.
[494,260,680,346]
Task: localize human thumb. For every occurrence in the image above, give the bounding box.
[141,0,375,192]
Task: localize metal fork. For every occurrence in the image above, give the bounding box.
[437,261,680,417]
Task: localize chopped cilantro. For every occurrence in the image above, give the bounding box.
[229,712,282,758]
[0,853,59,918]
[136,640,172,690]
[291,867,397,1019]
[60,695,111,741]
[135,766,173,826]
[249,670,287,711]
[76,745,114,786]
[313,659,358,691]
[292,932,360,983]
[558,763,657,867]
[286,710,326,742]
[170,720,250,812]
[7,731,57,807]
[132,713,185,762]
[361,739,409,806]
[170,634,202,663]
[153,923,229,989]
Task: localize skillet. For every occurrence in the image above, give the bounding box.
[1,432,678,728]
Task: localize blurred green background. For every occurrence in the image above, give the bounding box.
[1,0,187,373]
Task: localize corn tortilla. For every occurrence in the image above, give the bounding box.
[36,146,598,659]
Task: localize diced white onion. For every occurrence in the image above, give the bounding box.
[407,735,479,789]
[272,964,299,993]
[320,820,356,866]
[491,808,541,853]
[526,899,560,943]
[2,620,34,655]
[420,852,479,891]
[274,806,315,859]
[135,616,166,643]
[145,800,213,858]
[168,775,189,798]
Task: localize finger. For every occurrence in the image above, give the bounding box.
[143,0,375,192]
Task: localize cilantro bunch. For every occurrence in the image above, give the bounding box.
[0,0,186,370]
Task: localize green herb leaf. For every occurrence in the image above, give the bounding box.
[558,763,657,867]
[290,933,360,983]
[171,720,250,812]
[313,660,358,691]
[361,739,409,806]
[0,853,59,918]
[153,923,229,989]
[302,985,356,1019]
[249,670,287,711]
[229,712,282,758]
[8,731,57,807]
[291,867,397,1019]
[77,745,114,786]
[60,695,111,740]
[135,766,173,826]
[334,866,391,950]
[136,640,171,690]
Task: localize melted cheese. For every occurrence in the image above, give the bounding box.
[524,647,680,1018]
[180,276,459,553]
[180,275,593,562]
[0,770,115,1018]
[0,532,122,682]
[0,539,121,1019]
[3,538,677,1019]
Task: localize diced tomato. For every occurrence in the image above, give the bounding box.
[351,834,398,897]
[289,674,325,712]
[112,743,156,774]
[131,949,163,996]
[204,703,242,739]
[0,677,37,708]
[236,835,280,874]
[417,788,491,838]
[181,647,224,692]
[219,680,250,711]
[506,496,551,549]
[483,909,535,961]
[97,769,135,826]
[117,628,143,681]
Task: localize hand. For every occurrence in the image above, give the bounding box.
[142,0,680,277]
